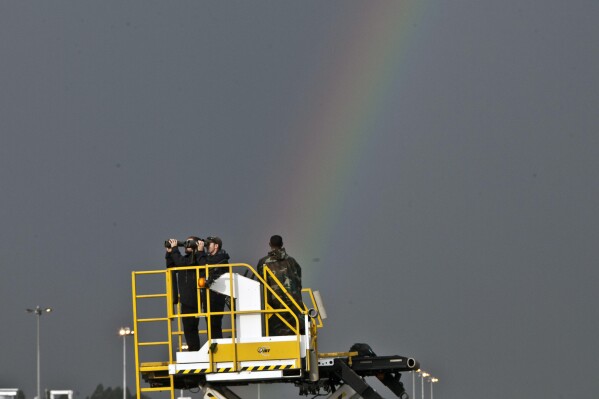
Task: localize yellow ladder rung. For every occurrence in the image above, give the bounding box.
[136,293,167,299]
[141,387,172,392]
[138,317,169,322]
[139,341,170,346]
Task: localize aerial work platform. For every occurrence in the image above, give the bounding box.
[131,263,418,398]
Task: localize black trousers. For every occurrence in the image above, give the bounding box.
[201,290,226,339]
[180,303,200,351]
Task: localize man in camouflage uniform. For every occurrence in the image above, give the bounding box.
[256,235,303,335]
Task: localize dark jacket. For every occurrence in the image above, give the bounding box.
[205,249,231,283]
[166,249,206,307]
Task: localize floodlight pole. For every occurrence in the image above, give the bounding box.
[430,377,439,399]
[27,306,53,399]
[119,327,134,399]
[421,372,429,399]
[412,371,416,399]
[37,310,40,399]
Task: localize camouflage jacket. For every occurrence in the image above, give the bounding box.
[257,248,303,305]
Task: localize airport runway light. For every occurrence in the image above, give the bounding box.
[26,306,53,399]
[119,327,134,399]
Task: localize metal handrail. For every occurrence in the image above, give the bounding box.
[302,288,324,328]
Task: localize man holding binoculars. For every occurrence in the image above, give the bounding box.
[165,236,206,351]
[165,236,230,350]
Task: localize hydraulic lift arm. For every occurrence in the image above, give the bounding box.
[312,354,417,399]
[334,359,385,399]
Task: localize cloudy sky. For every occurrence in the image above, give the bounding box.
[1,2,598,399]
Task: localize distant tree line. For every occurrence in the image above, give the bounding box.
[85,385,149,399]
[13,390,25,399]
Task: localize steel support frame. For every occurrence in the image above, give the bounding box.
[333,359,384,399]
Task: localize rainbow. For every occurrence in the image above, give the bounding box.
[267,3,427,277]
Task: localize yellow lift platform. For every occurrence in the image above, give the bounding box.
[131,263,418,399]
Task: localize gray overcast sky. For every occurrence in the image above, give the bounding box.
[1,2,598,399]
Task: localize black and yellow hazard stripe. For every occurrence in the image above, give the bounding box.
[216,367,235,373]
[176,364,294,375]
[239,364,294,372]
[176,368,209,375]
